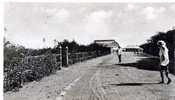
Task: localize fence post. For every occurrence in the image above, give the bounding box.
[173,34,175,74]
[66,46,69,67]
[59,45,62,69]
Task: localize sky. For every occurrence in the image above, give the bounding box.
[4,3,175,49]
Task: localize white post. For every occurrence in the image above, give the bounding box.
[59,45,62,69]
[66,46,69,66]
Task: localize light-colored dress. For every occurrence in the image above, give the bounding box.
[159,46,169,66]
[118,48,122,55]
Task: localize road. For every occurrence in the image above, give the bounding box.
[4,53,175,100]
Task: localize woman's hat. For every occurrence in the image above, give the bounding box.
[157,40,166,46]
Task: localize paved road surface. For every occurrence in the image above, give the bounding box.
[4,53,175,100]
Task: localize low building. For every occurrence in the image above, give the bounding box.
[94,39,120,53]
[123,45,143,54]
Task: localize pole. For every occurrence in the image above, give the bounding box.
[59,45,62,69]
[66,46,69,66]
[173,33,175,73]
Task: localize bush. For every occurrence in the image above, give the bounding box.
[3,39,111,92]
[4,52,60,92]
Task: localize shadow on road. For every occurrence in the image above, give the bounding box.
[117,57,160,72]
[109,82,160,86]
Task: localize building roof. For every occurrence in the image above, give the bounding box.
[94,39,120,48]
[124,45,143,50]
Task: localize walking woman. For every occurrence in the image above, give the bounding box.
[117,47,122,63]
[157,40,172,84]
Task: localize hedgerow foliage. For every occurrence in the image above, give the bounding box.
[4,39,110,92]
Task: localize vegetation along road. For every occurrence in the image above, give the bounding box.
[4,52,175,100]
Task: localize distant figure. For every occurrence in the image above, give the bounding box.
[117,47,122,63]
[157,40,172,84]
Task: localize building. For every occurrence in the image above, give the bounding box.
[94,39,120,53]
[123,45,143,54]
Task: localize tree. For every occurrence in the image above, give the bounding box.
[140,29,175,74]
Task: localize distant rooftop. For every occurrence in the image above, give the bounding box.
[124,45,143,50]
[94,39,120,48]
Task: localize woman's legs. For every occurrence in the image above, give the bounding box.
[118,55,121,63]
[165,69,172,84]
[160,65,172,84]
[160,70,164,83]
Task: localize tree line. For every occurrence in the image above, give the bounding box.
[4,39,110,68]
[140,29,175,56]
[140,29,175,73]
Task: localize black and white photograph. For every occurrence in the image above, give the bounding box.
[2,1,175,100]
